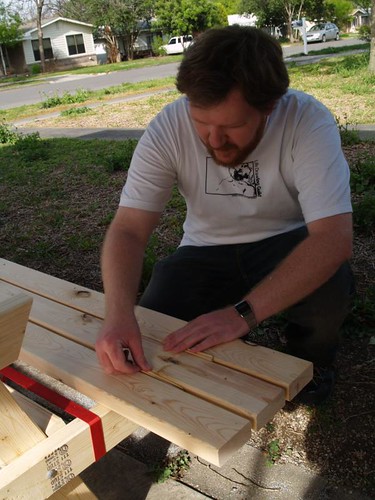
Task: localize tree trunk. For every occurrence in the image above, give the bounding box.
[36,0,46,73]
[369,0,375,72]
[0,44,7,75]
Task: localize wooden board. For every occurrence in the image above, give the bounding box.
[5,384,67,437]
[3,384,97,499]
[0,286,32,370]
[0,258,313,466]
[21,323,253,466]
[0,403,137,499]
[0,380,46,466]
[0,258,312,399]
[0,281,283,429]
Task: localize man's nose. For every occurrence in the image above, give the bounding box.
[208,126,226,149]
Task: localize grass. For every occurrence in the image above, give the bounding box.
[0,77,176,123]
[291,42,369,57]
[288,52,375,124]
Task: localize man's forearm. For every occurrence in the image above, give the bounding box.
[101,228,146,320]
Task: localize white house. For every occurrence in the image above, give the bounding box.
[348,8,371,33]
[6,17,97,74]
[227,14,257,27]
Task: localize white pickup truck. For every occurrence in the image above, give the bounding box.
[161,35,193,55]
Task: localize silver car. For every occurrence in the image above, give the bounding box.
[306,23,340,43]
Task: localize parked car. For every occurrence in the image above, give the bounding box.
[306,23,340,43]
[161,35,193,55]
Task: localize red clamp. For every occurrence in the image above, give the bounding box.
[0,365,106,461]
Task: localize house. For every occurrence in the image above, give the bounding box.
[348,8,371,33]
[6,17,97,74]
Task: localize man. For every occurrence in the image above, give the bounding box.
[96,26,354,405]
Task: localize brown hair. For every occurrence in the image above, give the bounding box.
[176,26,289,111]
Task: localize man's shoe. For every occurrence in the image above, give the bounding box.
[297,366,335,406]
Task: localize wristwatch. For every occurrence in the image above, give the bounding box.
[234,300,257,331]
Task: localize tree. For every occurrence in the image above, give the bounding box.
[155,0,227,37]
[13,0,48,72]
[35,0,46,72]
[324,0,353,28]
[64,0,154,62]
[239,0,301,40]
[0,2,22,75]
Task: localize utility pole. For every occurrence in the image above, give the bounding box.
[302,17,308,55]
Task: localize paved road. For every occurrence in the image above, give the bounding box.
[0,62,180,110]
[0,38,366,110]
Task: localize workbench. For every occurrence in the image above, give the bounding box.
[0,258,312,498]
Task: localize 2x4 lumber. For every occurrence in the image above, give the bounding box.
[0,287,32,370]
[0,261,311,400]
[21,323,253,466]
[0,380,46,466]
[142,337,284,429]
[5,383,66,437]
[0,403,137,499]
[3,385,97,499]
[49,476,98,499]
[136,307,313,401]
[0,258,105,318]
[2,281,284,429]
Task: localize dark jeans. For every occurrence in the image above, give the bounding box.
[139,227,355,366]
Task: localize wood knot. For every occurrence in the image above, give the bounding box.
[75,290,91,298]
[81,313,92,323]
[159,356,179,365]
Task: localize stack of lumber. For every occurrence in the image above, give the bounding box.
[0,258,313,497]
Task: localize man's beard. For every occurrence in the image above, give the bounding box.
[205,117,267,168]
[206,142,254,168]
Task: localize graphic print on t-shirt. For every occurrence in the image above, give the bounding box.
[205,157,262,198]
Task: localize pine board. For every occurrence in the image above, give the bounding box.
[0,286,32,370]
[21,323,253,466]
[0,258,312,399]
[0,403,137,499]
[0,258,313,466]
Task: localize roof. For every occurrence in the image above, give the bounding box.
[23,17,94,38]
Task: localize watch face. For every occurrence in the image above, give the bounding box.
[235,300,251,317]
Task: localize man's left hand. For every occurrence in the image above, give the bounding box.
[163,307,250,353]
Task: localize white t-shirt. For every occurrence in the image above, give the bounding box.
[120,89,352,246]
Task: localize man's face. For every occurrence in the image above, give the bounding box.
[189,89,270,168]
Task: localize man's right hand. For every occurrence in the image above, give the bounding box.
[95,317,152,375]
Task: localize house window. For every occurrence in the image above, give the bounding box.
[66,34,86,55]
[32,38,54,61]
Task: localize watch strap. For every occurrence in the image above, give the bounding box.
[234,300,257,331]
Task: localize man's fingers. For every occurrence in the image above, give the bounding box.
[96,342,140,374]
[129,340,152,371]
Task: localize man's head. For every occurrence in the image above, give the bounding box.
[176,26,289,111]
[176,27,289,167]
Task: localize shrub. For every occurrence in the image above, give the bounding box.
[151,36,167,56]
[41,89,91,109]
[358,25,371,42]
[353,192,375,235]
[0,122,18,144]
[61,106,91,117]
[31,64,41,75]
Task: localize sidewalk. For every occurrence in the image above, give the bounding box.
[16,124,375,142]
[79,436,371,500]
